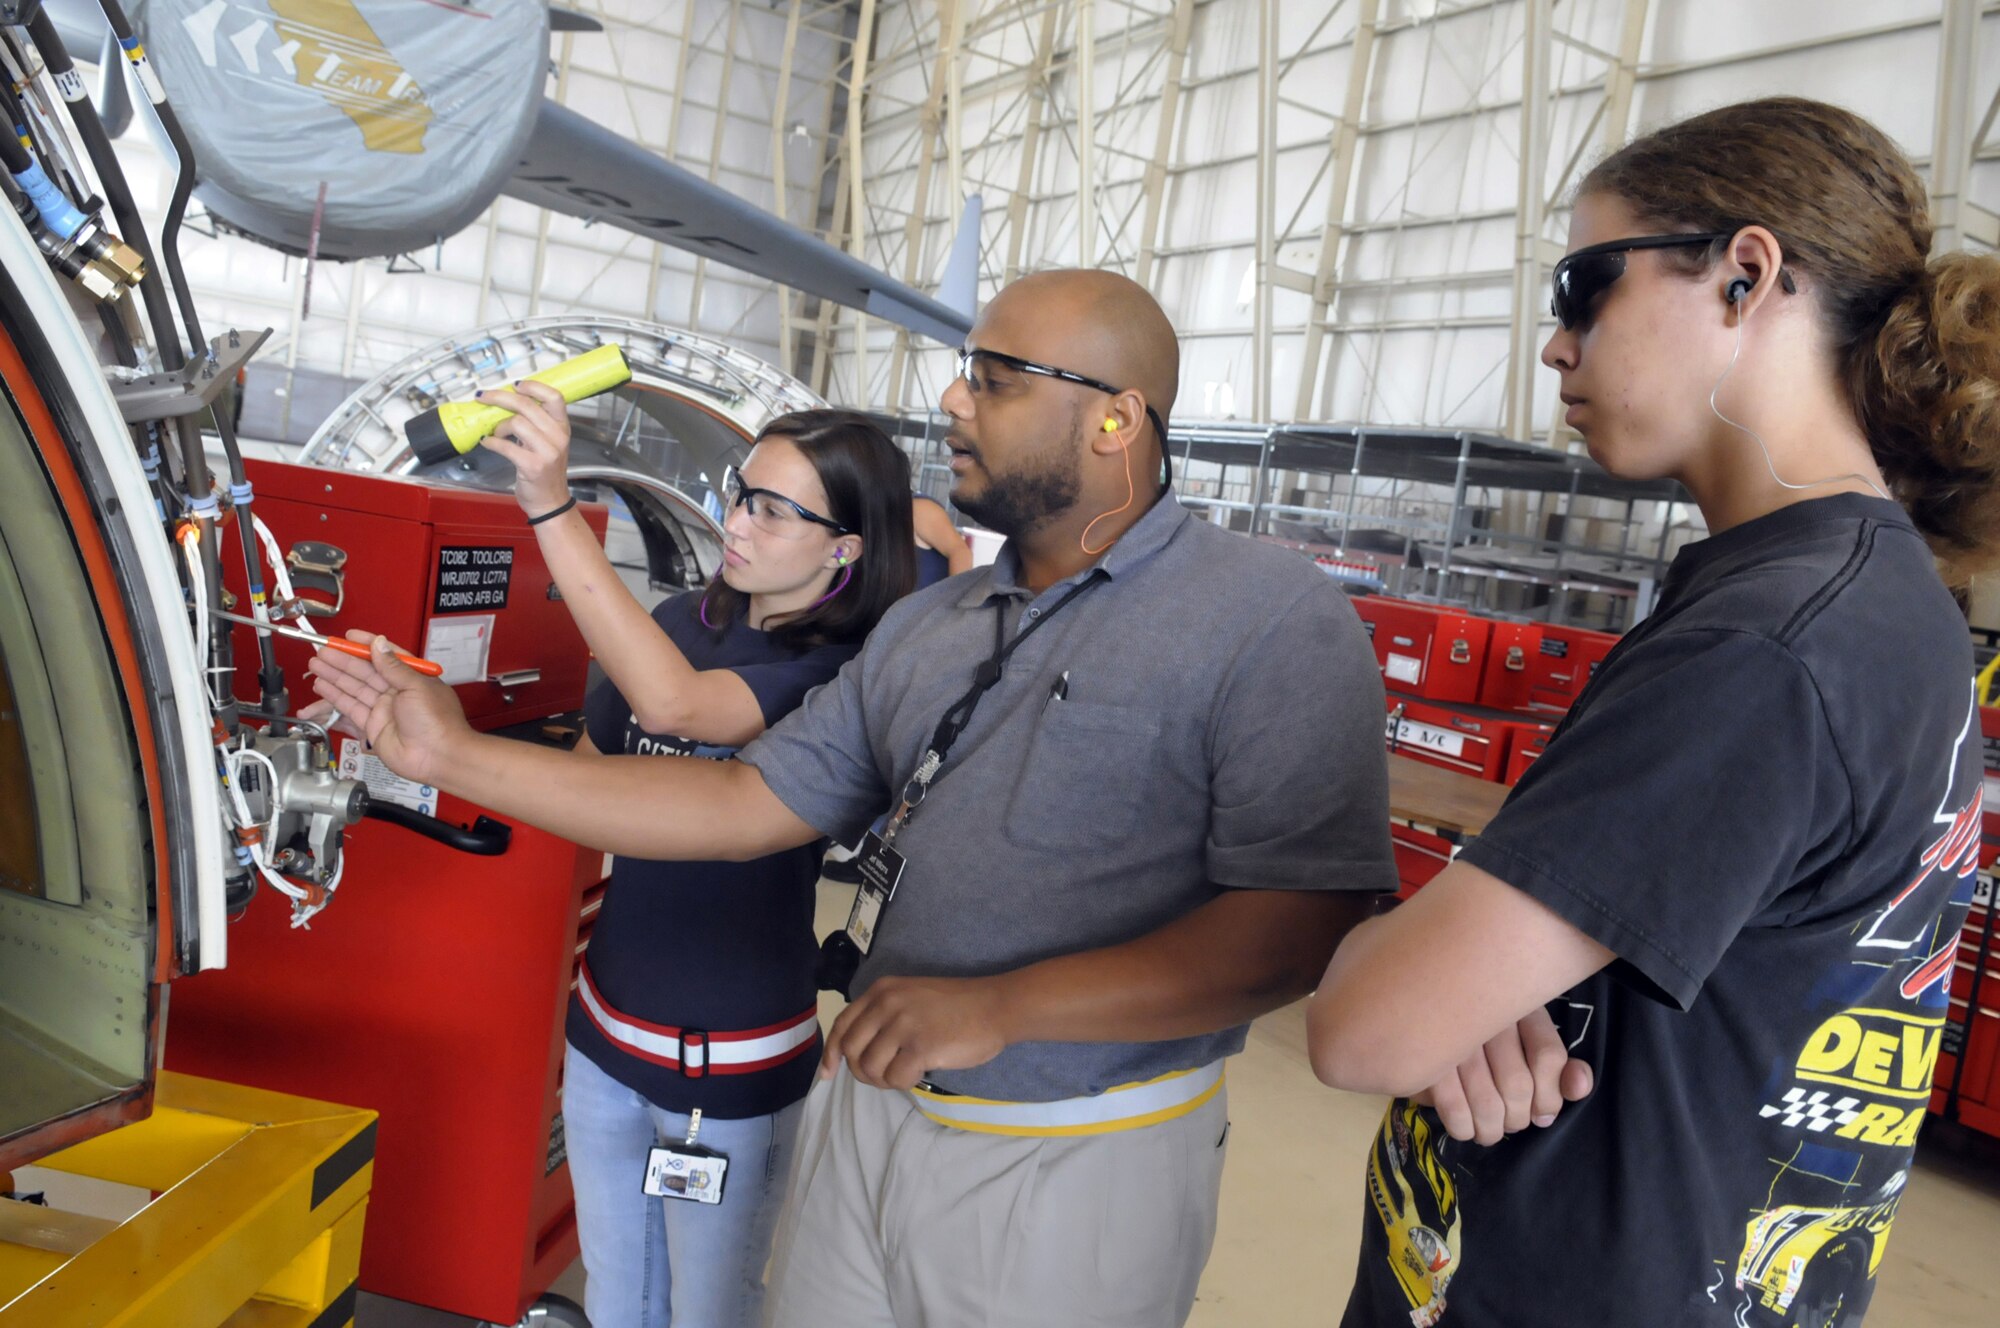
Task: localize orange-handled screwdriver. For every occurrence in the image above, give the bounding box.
[208,609,447,677]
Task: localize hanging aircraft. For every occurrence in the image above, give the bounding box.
[43,0,979,344]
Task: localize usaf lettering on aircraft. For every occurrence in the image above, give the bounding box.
[511,174,757,256]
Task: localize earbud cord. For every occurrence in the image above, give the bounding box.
[1080,426,1138,556]
[1711,300,1889,501]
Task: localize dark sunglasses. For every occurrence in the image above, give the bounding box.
[723,465,852,536]
[1550,231,1794,331]
[956,347,1174,487]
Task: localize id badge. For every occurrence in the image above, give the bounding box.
[843,830,907,956]
[644,1144,730,1205]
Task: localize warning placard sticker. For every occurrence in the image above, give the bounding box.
[338,739,437,816]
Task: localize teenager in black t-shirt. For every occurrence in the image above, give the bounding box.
[341,398,912,1328]
[1310,98,2000,1327]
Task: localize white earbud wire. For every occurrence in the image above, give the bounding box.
[1710,301,1890,501]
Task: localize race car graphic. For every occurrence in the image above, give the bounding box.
[1732,1171,1904,1327]
[1367,1102,1463,1328]
[1853,682,1980,995]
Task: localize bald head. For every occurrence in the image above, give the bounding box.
[976,269,1179,425]
[941,269,1180,545]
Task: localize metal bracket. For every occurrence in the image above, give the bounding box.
[112,327,272,423]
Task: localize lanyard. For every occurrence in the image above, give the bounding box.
[880,572,1104,846]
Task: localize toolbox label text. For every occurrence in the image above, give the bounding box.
[434,545,514,612]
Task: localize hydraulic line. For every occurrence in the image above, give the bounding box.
[94,2,203,374]
[0,97,92,291]
[92,0,287,712]
[0,27,87,187]
[173,413,236,731]
[0,116,30,174]
[0,168,90,295]
[25,8,178,369]
[96,302,135,364]
[0,69,63,189]
[21,12,221,613]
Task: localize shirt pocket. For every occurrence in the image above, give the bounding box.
[1004,701,1162,851]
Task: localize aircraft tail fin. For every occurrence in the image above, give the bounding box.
[936,195,983,324]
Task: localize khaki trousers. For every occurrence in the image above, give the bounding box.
[765,1066,1230,1328]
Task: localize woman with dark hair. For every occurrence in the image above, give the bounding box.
[1310,98,2000,1326]
[424,387,912,1327]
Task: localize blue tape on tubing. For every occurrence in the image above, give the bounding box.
[13,160,88,240]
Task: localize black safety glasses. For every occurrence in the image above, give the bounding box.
[956,347,1175,486]
[1549,232,1736,331]
[723,465,851,538]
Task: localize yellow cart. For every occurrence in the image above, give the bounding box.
[0,1072,375,1328]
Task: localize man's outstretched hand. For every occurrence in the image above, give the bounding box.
[306,631,470,787]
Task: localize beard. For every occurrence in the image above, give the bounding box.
[950,406,1085,537]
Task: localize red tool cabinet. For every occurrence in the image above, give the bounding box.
[1478,619,1544,712]
[1391,823,1456,901]
[1504,727,1555,785]
[163,461,611,1323]
[1352,596,1492,705]
[1347,594,1616,716]
[213,460,607,728]
[1385,696,1547,785]
[1525,623,1619,713]
[1933,706,2000,1138]
[1935,872,2000,1136]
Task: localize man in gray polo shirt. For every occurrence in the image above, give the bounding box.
[307,270,1397,1325]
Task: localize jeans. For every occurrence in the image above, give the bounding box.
[563,1041,805,1328]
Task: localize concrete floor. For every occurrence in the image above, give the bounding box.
[350,1003,2000,1325]
[344,877,2000,1326]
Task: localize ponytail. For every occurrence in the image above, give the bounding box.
[1851,251,2000,583]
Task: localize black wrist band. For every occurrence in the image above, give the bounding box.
[527,496,576,527]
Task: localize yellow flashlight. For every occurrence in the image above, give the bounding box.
[403,344,633,465]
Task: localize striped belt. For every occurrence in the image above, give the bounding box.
[908,1061,1225,1137]
[576,959,819,1078]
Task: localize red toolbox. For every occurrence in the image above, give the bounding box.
[1391,823,1456,901]
[1478,619,1544,712]
[1934,874,2000,1136]
[1385,696,1537,783]
[165,461,612,1324]
[1526,623,1619,713]
[215,460,609,729]
[1504,725,1557,785]
[1353,596,1492,705]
